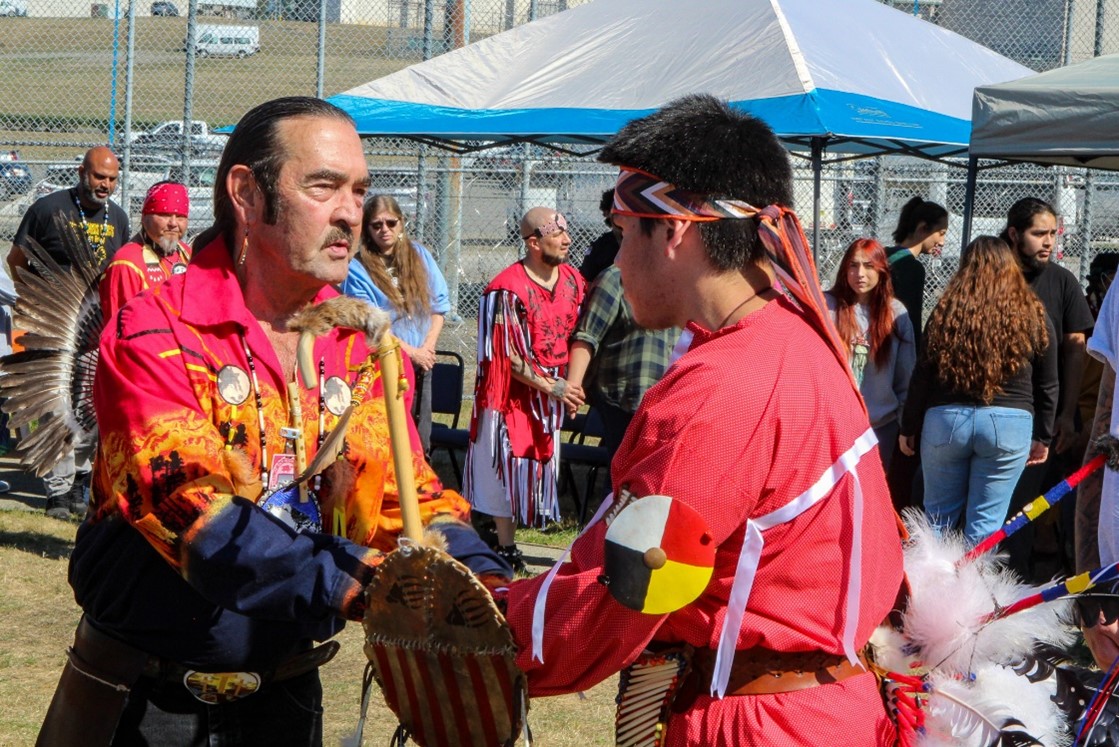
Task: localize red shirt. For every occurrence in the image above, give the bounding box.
[470,261,585,459]
[100,238,193,326]
[92,236,469,623]
[502,297,903,746]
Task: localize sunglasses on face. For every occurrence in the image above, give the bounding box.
[370,219,399,230]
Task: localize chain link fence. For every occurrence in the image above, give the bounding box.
[1,0,1118,369]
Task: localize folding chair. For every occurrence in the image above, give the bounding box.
[429,350,470,488]
[560,407,610,526]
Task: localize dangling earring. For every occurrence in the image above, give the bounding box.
[238,230,249,266]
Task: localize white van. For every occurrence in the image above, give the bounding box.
[191,24,259,58]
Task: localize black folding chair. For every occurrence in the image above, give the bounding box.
[429,350,470,488]
[560,407,610,526]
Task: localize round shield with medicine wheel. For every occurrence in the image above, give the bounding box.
[604,494,716,615]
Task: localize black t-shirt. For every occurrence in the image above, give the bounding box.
[13,187,129,270]
[887,246,926,343]
[1023,260,1094,341]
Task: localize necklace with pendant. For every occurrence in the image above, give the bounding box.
[73,191,110,264]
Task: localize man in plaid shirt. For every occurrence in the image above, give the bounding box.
[565,262,680,459]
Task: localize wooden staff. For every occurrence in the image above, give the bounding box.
[286,380,309,504]
[376,329,423,543]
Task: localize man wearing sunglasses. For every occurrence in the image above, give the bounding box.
[465,206,586,572]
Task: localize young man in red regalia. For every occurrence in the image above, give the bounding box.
[497,95,905,745]
[465,207,586,572]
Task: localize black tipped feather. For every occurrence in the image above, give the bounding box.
[0,218,103,475]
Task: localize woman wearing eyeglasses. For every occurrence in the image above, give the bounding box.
[342,194,450,454]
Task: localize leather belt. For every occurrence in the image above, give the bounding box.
[689,646,871,696]
[140,640,340,704]
[75,617,339,705]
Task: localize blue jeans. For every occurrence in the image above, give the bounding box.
[920,405,1033,545]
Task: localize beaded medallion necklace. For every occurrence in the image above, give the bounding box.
[73,190,110,264]
[241,337,327,495]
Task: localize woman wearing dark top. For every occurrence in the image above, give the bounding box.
[899,236,1058,545]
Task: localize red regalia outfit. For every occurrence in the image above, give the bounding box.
[86,237,470,644]
[464,261,585,526]
[100,238,191,325]
[100,182,195,326]
[500,296,904,746]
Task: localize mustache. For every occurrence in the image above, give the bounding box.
[322,227,353,248]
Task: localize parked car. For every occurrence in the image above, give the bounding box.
[151,1,179,15]
[0,159,31,200]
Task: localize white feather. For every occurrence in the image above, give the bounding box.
[922,664,1069,747]
[899,510,1073,675]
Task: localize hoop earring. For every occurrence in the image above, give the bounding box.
[238,231,249,266]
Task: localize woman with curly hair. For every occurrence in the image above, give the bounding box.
[343,195,450,453]
[899,236,1057,544]
[826,238,915,470]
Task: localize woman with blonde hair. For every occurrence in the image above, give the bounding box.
[343,195,449,453]
[899,236,1057,544]
[825,238,915,470]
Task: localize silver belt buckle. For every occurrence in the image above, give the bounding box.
[183,669,262,704]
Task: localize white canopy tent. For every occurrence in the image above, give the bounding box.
[333,0,1031,158]
[962,53,1119,243]
[331,0,1032,250]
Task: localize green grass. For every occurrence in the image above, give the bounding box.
[0,15,416,140]
[0,509,615,745]
[519,519,582,548]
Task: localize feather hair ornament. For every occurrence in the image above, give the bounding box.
[0,216,104,476]
[871,510,1076,746]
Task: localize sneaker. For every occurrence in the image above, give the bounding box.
[0,479,9,493]
[44,494,71,521]
[68,479,89,519]
[496,544,526,575]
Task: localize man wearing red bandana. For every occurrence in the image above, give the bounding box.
[100,180,193,326]
[465,206,586,572]
[498,95,904,745]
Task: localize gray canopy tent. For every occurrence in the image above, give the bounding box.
[963,53,1119,243]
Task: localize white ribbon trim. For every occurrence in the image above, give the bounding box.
[710,427,878,697]
[531,492,615,663]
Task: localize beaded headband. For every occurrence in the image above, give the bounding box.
[608,165,865,414]
[523,213,568,240]
[611,167,758,222]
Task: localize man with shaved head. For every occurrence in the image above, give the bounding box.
[10,145,129,519]
[11,146,129,276]
[465,206,586,571]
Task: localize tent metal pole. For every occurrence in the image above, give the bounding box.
[961,156,977,252]
[811,137,823,262]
